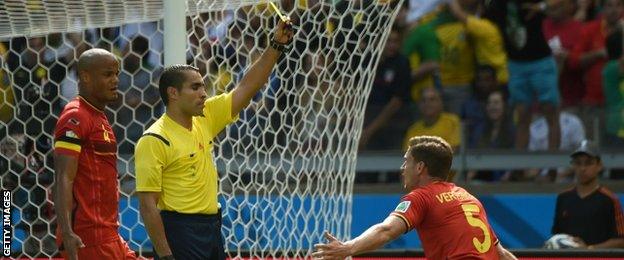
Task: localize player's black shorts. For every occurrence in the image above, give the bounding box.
[158,210,225,260]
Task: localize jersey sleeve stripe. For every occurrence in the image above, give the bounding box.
[55,141,81,153]
[142,133,170,146]
[599,187,624,236]
[390,213,412,232]
[56,135,81,145]
[613,197,624,236]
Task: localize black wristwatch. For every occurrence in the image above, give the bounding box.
[270,40,290,53]
[159,255,175,260]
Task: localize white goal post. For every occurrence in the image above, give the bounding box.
[0,0,403,258]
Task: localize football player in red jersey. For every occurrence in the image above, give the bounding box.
[313,136,517,260]
[54,48,136,260]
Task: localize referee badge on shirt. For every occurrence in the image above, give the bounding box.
[394,201,410,213]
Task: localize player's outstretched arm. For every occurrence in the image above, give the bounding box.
[230,18,294,117]
[497,243,518,260]
[312,216,406,259]
[54,153,85,260]
[138,192,173,258]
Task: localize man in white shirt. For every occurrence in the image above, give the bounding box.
[528,111,586,182]
[529,111,586,151]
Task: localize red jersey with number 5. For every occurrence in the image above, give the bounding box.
[391,182,499,260]
[54,96,120,247]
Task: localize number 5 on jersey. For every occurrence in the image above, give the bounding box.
[461,204,492,253]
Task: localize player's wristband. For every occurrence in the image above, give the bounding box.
[270,40,290,53]
[159,255,175,260]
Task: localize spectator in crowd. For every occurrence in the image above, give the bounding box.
[402,2,476,114]
[568,0,622,137]
[477,91,515,149]
[461,65,501,147]
[574,0,600,22]
[528,110,586,182]
[360,28,412,150]
[542,0,584,110]
[552,140,624,249]
[484,0,561,151]
[403,87,461,151]
[602,25,624,147]
[401,19,439,102]
[468,90,516,182]
[529,111,585,150]
[448,0,508,85]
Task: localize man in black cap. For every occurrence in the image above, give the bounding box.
[551,140,624,249]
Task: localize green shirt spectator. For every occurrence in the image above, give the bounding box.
[601,60,624,142]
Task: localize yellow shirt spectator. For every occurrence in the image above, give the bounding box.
[435,19,475,86]
[466,16,508,84]
[403,113,461,150]
[402,11,475,101]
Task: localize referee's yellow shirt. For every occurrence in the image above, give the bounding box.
[135,92,236,214]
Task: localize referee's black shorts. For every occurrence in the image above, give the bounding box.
[157,210,225,260]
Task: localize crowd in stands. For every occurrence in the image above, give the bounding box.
[362,0,624,181]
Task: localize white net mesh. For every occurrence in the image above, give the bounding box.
[0,0,402,258]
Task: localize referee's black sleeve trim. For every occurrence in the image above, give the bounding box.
[56,135,81,145]
[142,133,170,146]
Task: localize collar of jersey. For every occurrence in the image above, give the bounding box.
[163,113,193,133]
[77,95,105,114]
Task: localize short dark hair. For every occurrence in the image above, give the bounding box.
[407,136,453,180]
[158,64,200,106]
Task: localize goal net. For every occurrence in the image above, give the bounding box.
[0,0,402,258]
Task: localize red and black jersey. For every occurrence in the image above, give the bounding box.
[54,96,120,246]
[391,182,499,260]
[552,186,624,245]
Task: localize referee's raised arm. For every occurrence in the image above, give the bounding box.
[230,18,294,117]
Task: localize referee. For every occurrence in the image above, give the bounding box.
[135,19,294,259]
